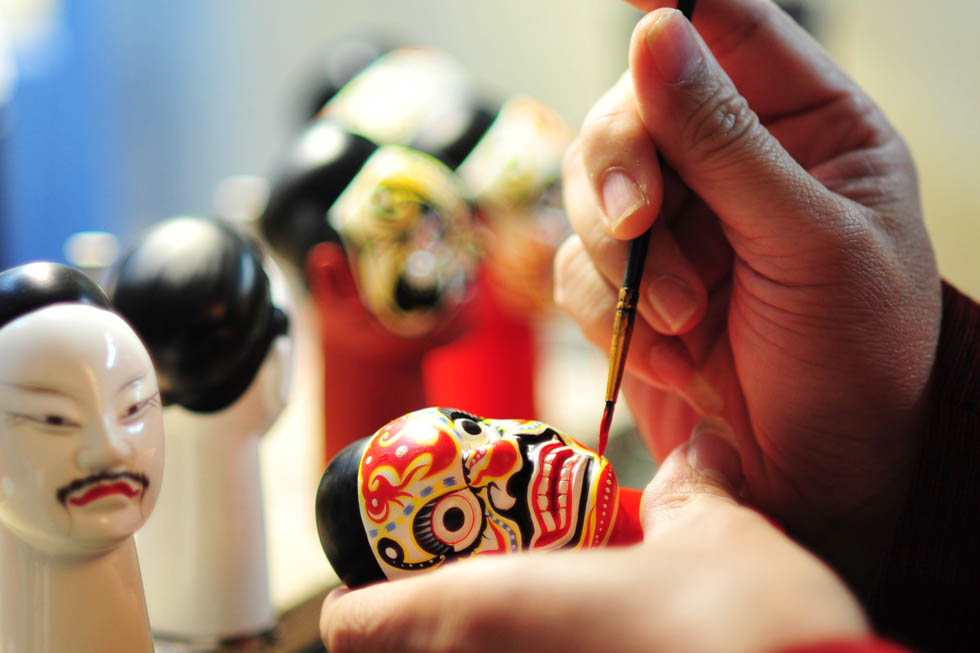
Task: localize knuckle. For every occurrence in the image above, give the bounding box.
[709,0,771,61]
[322,589,424,653]
[555,278,616,346]
[582,106,637,138]
[561,137,582,177]
[647,492,696,514]
[551,239,580,305]
[322,602,370,653]
[644,492,745,541]
[579,108,649,174]
[684,86,763,166]
[581,71,633,127]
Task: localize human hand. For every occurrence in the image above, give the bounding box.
[319,421,868,652]
[554,0,942,593]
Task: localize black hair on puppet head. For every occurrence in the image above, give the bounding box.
[258,119,377,279]
[0,262,112,330]
[315,437,386,589]
[109,216,288,414]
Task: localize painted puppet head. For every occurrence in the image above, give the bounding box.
[260,119,481,341]
[316,407,619,587]
[327,145,480,337]
[0,263,164,557]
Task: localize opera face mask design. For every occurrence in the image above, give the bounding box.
[329,146,481,338]
[356,407,619,580]
[0,304,164,557]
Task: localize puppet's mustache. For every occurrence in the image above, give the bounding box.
[56,470,150,506]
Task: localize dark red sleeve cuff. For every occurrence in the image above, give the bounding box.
[869,281,980,651]
[777,637,909,653]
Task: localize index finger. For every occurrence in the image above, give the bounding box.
[576,72,665,239]
[624,0,859,122]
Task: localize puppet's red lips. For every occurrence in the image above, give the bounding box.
[68,481,141,507]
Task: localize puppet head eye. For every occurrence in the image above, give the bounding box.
[453,416,496,448]
[413,490,484,555]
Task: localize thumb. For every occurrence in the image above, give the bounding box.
[640,418,745,539]
[629,9,841,263]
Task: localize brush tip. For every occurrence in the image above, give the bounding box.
[598,400,616,456]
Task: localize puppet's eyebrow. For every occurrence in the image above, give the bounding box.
[118,372,150,393]
[0,381,72,398]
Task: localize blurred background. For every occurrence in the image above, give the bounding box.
[1,0,978,634]
[1,0,978,296]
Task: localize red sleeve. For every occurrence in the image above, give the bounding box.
[869,281,980,651]
[777,637,910,653]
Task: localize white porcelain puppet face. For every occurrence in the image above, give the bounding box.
[357,408,619,580]
[0,304,164,557]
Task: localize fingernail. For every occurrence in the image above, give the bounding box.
[683,371,724,416]
[599,168,646,231]
[687,418,742,491]
[648,274,698,332]
[646,9,703,84]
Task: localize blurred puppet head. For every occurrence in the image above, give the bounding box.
[456,95,572,316]
[259,118,482,352]
[322,46,572,317]
[109,216,290,423]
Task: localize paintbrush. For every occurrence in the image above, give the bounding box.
[597,0,696,456]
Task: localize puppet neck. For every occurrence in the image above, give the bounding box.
[0,524,153,653]
[320,340,429,462]
[135,399,276,642]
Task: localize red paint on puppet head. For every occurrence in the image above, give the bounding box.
[464,438,520,488]
[359,412,460,524]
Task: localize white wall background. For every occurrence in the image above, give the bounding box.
[110,0,639,228]
[821,0,980,296]
[3,1,976,292]
[111,0,979,295]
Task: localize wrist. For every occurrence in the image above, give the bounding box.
[869,281,980,650]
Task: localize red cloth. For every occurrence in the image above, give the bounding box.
[423,275,537,419]
[608,486,643,545]
[869,282,980,651]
